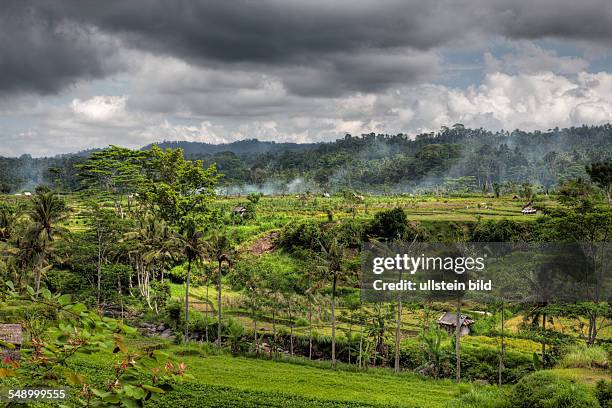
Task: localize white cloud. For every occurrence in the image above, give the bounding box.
[135,120,228,145]
[3,70,612,157]
[71,95,127,121]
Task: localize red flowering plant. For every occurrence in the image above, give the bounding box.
[0,281,192,407]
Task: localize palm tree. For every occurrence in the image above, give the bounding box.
[177,218,207,343]
[316,235,345,368]
[0,203,20,242]
[125,217,178,310]
[206,229,233,346]
[304,290,322,360]
[27,191,68,292]
[30,190,67,241]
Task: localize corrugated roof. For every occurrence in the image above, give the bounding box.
[0,324,23,345]
[436,311,474,327]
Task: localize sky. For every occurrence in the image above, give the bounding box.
[2,0,612,157]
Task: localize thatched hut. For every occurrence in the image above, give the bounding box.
[232,206,248,217]
[436,312,474,336]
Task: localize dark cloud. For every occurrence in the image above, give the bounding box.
[2,0,612,97]
[488,0,612,42]
[0,1,122,95]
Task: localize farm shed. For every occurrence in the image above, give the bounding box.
[521,206,537,215]
[0,324,23,360]
[232,206,248,217]
[436,312,474,336]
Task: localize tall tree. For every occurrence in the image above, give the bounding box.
[140,145,220,226]
[177,218,207,342]
[84,202,127,306]
[26,190,68,292]
[206,229,234,346]
[586,162,612,205]
[77,146,146,218]
[316,234,346,368]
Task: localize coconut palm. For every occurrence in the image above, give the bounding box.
[176,218,208,342]
[125,217,179,310]
[315,234,346,368]
[26,191,68,292]
[206,228,234,346]
[0,203,20,242]
[29,190,68,241]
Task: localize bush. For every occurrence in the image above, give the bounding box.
[365,208,409,241]
[167,264,187,282]
[277,220,324,251]
[559,345,609,369]
[511,371,600,408]
[165,301,183,329]
[446,386,511,408]
[448,342,533,384]
[595,380,612,408]
[45,269,87,294]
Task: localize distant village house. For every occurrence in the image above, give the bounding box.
[232,206,248,217]
[521,202,537,215]
[0,324,22,360]
[436,311,474,336]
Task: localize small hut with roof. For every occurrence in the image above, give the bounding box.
[436,312,474,336]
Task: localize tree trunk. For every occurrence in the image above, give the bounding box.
[217,260,222,347]
[498,302,505,386]
[253,302,258,356]
[587,313,598,346]
[272,309,276,340]
[541,312,546,368]
[331,274,337,368]
[455,296,461,383]
[394,300,402,373]
[184,257,191,343]
[35,266,41,295]
[358,324,363,369]
[205,283,209,343]
[289,308,294,357]
[308,304,313,360]
[348,317,352,365]
[97,231,102,306]
[118,276,124,323]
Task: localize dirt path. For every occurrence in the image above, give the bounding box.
[245,231,279,256]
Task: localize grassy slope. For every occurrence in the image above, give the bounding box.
[173,354,459,407]
[71,342,460,408]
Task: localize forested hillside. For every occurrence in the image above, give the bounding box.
[1,124,611,194]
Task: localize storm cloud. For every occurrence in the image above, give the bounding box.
[4,0,612,97]
[2,0,612,155]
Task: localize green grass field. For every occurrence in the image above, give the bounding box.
[68,341,462,408]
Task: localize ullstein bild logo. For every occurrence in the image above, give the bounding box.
[361,242,612,303]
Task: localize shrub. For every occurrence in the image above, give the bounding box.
[559,345,609,369]
[595,380,612,408]
[45,269,87,294]
[165,301,183,329]
[452,342,533,384]
[365,208,409,240]
[277,220,324,251]
[446,386,511,408]
[511,371,600,408]
[167,264,187,282]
